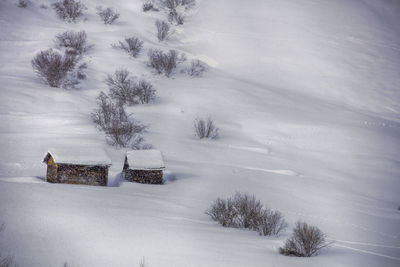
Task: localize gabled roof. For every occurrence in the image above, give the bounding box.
[43,147,112,166]
[125,149,165,170]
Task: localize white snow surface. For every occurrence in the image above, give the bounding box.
[126,149,165,170]
[46,147,112,166]
[0,0,400,266]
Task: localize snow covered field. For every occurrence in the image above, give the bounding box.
[0,0,399,266]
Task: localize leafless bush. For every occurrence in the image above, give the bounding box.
[155,20,170,41]
[194,118,218,139]
[142,0,158,12]
[106,116,147,148]
[161,0,195,19]
[96,6,120,24]
[257,209,288,236]
[206,193,287,236]
[139,257,146,267]
[231,193,264,229]
[142,3,152,12]
[162,50,186,76]
[147,49,164,74]
[113,37,143,58]
[63,62,87,88]
[148,49,186,77]
[40,3,48,9]
[91,92,148,149]
[51,0,86,22]
[55,30,92,55]
[91,92,118,131]
[0,256,15,267]
[167,9,184,25]
[161,0,195,10]
[53,31,90,88]
[159,0,195,24]
[32,48,76,87]
[0,224,16,267]
[175,13,184,24]
[106,70,157,105]
[106,69,138,106]
[279,221,330,257]
[186,59,207,77]
[181,0,196,8]
[162,0,178,10]
[206,197,237,227]
[18,0,28,8]
[135,80,156,104]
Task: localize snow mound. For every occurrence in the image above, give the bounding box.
[126,149,165,170]
[45,147,112,166]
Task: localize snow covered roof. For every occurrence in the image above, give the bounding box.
[125,150,165,170]
[43,147,112,166]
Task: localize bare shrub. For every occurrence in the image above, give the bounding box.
[167,9,184,25]
[148,49,186,77]
[161,0,195,24]
[231,193,264,229]
[0,224,16,267]
[106,70,156,105]
[135,80,156,104]
[63,62,87,88]
[147,49,164,74]
[53,31,90,87]
[139,257,146,267]
[155,20,170,41]
[186,59,207,77]
[106,69,138,106]
[162,0,178,10]
[206,193,287,236]
[96,6,120,24]
[142,3,152,12]
[106,116,147,148]
[162,49,186,76]
[180,0,196,9]
[91,92,118,131]
[143,1,158,12]
[31,48,76,87]
[113,37,143,58]
[55,30,92,55]
[194,118,218,139]
[175,13,184,24]
[0,256,15,267]
[257,209,288,236]
[40,3,48,9]
[279,221,330,257]
[161,0,195,10]
[51,0,86,22]
[206,197,237,227]
[18,0,28,8]
[91,92,148,149]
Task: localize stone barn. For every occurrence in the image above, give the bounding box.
[123,150,165,184]
[43,148,112,186]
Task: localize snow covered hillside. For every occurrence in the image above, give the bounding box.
[0,0,399,266]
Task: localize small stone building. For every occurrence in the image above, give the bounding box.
[123,149,165,184]
[43,148,112,186]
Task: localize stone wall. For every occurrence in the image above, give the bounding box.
[124,170,163,184]
[47,164,108,186]
[46,164,57,181]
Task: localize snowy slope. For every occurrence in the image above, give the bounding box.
[0,0,400,266]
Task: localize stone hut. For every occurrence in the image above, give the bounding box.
[43,148,112,186]
[123,150,165,184]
